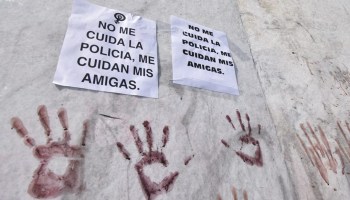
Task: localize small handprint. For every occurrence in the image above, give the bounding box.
[11,105,88,199]
[117,121,191,200]
[221,110,263,167]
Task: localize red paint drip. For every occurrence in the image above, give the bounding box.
[236,138,263,167]
[162,126,169,148]
[246,114,251,135]
[116,142,130,160]
[81,120,89,146]
[143,121,153,153]
[11,117,35,147]
[37,105,51,138]
[236,110,245,132]
[184,155,194,165]
[221,139,230,148]
[300,123,322,161]
[130,125,144,154]
[57,107,68,131]
[226,115,235,129]
[296,134,314,166]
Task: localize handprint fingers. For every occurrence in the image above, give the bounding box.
[143,121,153,152]
[57,107,71,143]
[81,120,89,146]
[135,151,168,168]
[162,126,169,148]
[57,107,69,130]
[130,125,144,154]
[116,142,131,160]
[236,110,245,131]
[37,105,52,143]
[225,115,236,130]
[11,117,36,147]
[245,113,252,135]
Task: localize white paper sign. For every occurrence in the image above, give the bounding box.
[53,0,158,98]
[171,16,239,95]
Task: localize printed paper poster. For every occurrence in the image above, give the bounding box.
[53,0,158,98]
[171,16,239,95]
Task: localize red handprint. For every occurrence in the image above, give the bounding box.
[221,110,263,167]
[116,121,191,200]
[11,105,88,199]
[296,121,350,185]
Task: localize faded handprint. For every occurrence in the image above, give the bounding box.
[221,110,263,167]
[11,105,88,198]
[297,121,350,185]
[116,121,192,200]
[217,185,248,200]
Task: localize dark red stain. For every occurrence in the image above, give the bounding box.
[225,115,235,130]
[116,142,131,160]
[11,105,88,199]
[222,110,263,167]
[236,136,263,167]
[221,139,230,148]
[236,110,245,132]
[81,122,88,146]
[143,121,153,153]
[162,126,169,148]
[184,155,194,165]
[130,125,144,154]
[117,121,188,200]
[38,105,52,140]
[11,117,35,147]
